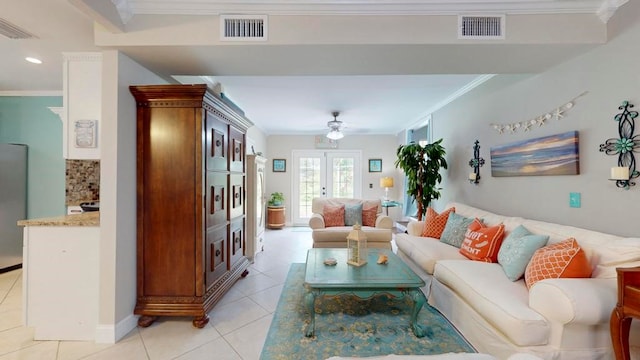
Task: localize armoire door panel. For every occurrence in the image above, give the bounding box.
[206,172,228,228]
[229,174,244,219]
[206,112,229,171]
[229,218,245,264]
[205,226,228,289]
[229,126,244,172]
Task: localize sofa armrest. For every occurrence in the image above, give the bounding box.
[309,213,325,229]
[407,220,424,236]
[529,278,617,325]
[375,214,393,229]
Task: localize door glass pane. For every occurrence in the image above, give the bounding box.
[298,157,321,218]
[332,157,354,198]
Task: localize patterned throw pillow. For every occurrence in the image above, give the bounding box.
[497,225,549,281]
[421,207,455,239]
[362,205,378,227]
[524,238,592,289]
[440,212,475,248]
[459,219,505,263]
[344,204,363,226]
[323,204,345,227]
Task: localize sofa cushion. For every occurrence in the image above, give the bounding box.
[344,203,363,226]
[459,219,505,263]
[524,238,592,289]
[421,207,455,238]
[362,205,378,227]
[498,225,549,281]
[312,197,381,215]
[593,237,640,278]
[433,260,550,346]
[312,226,392,245]
[395,233,467,275]
[440,212,476,248]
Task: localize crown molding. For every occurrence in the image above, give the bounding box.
[597,0,629,22]
[0,91,62,97]
[121,0,624,17]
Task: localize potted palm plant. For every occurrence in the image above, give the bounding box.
[394,139,448,220]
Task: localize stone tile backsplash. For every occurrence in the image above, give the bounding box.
[66,159,100,206]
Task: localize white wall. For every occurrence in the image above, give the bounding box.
[98,50,167,343]
[429,3,640,237]
[247,125,267,156]
[266,134,401,224]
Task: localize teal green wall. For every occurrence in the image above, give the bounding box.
[0,97,65,218]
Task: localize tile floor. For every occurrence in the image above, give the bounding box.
[0,227,315,360]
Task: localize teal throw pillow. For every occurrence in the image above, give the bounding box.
[439,212,475,248]
[344,204,363,226]
[498,225,549,281]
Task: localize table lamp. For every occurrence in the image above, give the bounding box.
[380,177,394,200]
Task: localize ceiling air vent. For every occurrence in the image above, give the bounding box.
[220,15,267,41]
[458,15,505,40]
[0,18,36,39]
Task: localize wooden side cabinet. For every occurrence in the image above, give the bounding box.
[130,84,253,328]
[267,206,285,229]
[611,266,640,360]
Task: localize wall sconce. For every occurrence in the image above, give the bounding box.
[468,140,485,184]
[380,176,394,200]
[599,101,639,189]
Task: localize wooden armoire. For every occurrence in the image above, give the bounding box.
[130,84,252,328]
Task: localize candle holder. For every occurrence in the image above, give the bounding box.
[468,140,485,184]
[347,224,368,267]
[599,101,639,189]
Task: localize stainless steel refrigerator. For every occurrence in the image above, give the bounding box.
[0,144,27,271]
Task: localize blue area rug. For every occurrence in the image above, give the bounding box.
[260,263,474,360]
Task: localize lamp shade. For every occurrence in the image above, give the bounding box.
[380,177,394,188]
[326,129,344,140]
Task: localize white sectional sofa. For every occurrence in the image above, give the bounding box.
[395,202,640,360]
[309,197,393,249]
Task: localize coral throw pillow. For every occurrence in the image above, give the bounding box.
[362,205,378,227]
[459,219,505,263]
[323,204,345,227]
[421,207,455,239]
[524,238,592,289]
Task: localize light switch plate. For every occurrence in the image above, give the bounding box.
[569,192,581,208]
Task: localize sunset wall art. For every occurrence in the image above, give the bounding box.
[490,131,580,177]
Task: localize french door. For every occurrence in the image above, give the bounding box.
[292,150,362,225]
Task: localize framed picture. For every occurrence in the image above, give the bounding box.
[273,159,286,172]
[490,131,580,177]
[369,159,382,172]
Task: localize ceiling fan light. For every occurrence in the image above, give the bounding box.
[327,129,344,140]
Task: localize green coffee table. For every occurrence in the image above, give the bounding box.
[303,248,427,338]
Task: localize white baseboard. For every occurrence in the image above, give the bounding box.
[94,314,138,344]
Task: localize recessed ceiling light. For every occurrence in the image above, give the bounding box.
[25,57,42,64]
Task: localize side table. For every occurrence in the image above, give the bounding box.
[267,206,285,229]
[611,266,640,360]
[381,200,402,216]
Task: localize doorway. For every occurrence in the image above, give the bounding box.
[291,150,362,225]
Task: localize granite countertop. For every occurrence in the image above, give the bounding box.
[17,211,100,227]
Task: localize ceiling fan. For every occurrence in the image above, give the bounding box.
[326,111,344,140]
